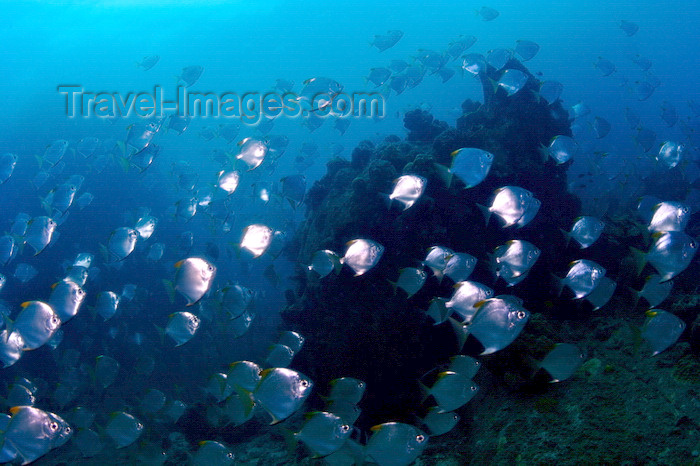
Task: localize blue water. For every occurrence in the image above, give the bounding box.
[0,0,699,464]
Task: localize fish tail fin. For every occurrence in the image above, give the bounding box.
[418,381,432,403]
[387,279,398,295]
[281,428,298,457]
[433,162,452,187]
[559,228,571,247]
[627,287,641,308]
[117,156,131,173]
[162,279,175,304]
[476,203,491,226]
[34,154,43,170]
[381,193,392,210]
[98,243,110,264]
[153,324,165,346]
[426,298,449,325]
[629,247,647,276]
[448,317,469,350]
[488,77,499,94]
[551,273,564,297]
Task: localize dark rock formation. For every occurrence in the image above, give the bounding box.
[282,59,590,428]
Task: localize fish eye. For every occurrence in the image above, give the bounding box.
[341,424,350,432]
[517,311,526,319]
[50,421,59,431]
[691,241,697,249]
[471,385,478,391]
[416,434,426,442]
[227,453,234,459]
[301,380,309,387]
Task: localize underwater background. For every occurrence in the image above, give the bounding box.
[0,0,700,464]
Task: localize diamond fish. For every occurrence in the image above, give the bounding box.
[648,201,690,232]
[461,53,487,76]
[279,330,305,353]
[308,250,342,278]
[370,30,403,52]
[592,116,611,139]
[265,344,294,368]
[390,267,427,298]
[539,343,585,382]
[3,406,64,464]
[240,224,273,258]
[619,20,639,36]
[42,140,69,167]
[561,216,605,248]
[657,141,684,169]
[227,361,262,392]
[95,291,120,321]
[165,311,200,346]
[543,135,578,165]
[422,407,460,436]
[514,39,540,61]
[25,216,57,255]
[244,367,313,424]
[448,355,481,379]
[387,175,426,210]
[468,295,530,354]
[49,279,86,323]
[136,55,160,70]
[14,263,38,283]
[585,276,616,311]
[447,35,477,59]
[366,67,392,87]
[0,153,17,183]
[13,301,61,350]
[327,377,366,405]
[365,422,428,466]
[477,6,499,21]
[106,227,138,261]
[445,148,493,188]
[124,120,162,155]
[95,355,120,388]
[594,56,616,76]
[178,65,204,87]
[479,186,539,228]
[629,274,673,308]
[443,252,477,283]
[147,242,165,261]
[423,245,454,281]
[192,441,234,466]
[420,370,478,411]
[281,174,306,207]
[105,412,143,448]
[44,183,76,213]
[0,235,17,266]
[236,138,268,170]
[497,69,528,96]
[174,257,216,306]
[340,239,384,276]
[491,240,540,286]
[0,330,24,367]
[660,101,678,127]
[446,281,494,323]
[539,81,563,105]
[217,170,240,194]
[632,231,697,281]
[486,48,513,70]
[289,411,351,458]
[642,309,685,356]
[219,284,254,319]
[325,400,361,425]
[134,215,157,240]
[556,260,606,299]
